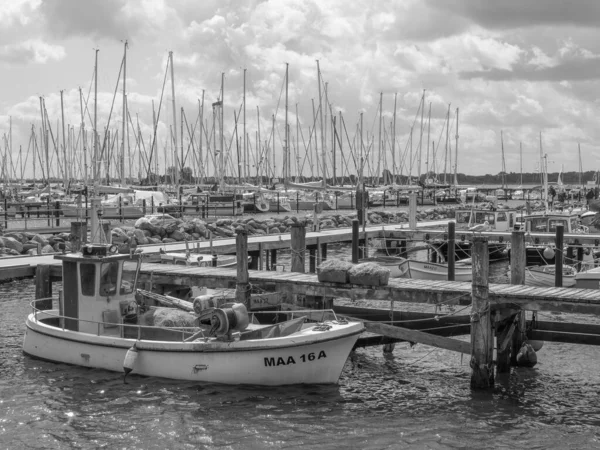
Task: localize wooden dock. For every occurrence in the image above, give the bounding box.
[128,262,600,315]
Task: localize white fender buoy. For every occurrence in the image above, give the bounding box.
[123,343,139,383]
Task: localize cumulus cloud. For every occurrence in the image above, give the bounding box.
[0,40,66,65]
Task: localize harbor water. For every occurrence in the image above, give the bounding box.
[3,239,600,449]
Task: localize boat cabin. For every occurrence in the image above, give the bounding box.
[522,212,584,233]
[455,208,519,232]
[56,245,140,336]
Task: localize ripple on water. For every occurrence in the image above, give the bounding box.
[2,272,600,448]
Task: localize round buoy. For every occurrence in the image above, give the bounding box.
[543,246,555,260]
[123,343,139,383]
[516,343,538,367]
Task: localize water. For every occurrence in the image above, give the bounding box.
[3,247,600,449]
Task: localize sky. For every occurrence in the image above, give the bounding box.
[0,0,599,182]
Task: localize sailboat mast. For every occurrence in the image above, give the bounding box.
[93,49,99,182]
[243,68,247,181]
[454,107,459,186]
[578,143,582,187]
[392,93,397,184]
[169,51,179,188]
[444,104,450,184]
[519,142,523,186]
[378,92,382,184]
[60,90,67,188]
[284,63,289,181]
[426,101,431,182]
[500,130,506,188]
[317,60,326,186]
[220,72,224,190]
[121,40,127,186]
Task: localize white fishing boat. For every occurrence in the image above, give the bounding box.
[23,241,362,385]
[524,264,577,288]
[397,258,473,282]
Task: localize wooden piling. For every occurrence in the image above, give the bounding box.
[447,221,455,281]
[70,221,87,252]
[576,245,584,272]
[270,249,277,271]
[352,219,359,263]
[408,193,417,229]
[509,230,526,368]
[308,246,316,273]
[555,224,564,288]
[320,242,327,262]
[35,264,52,310]
[470,237,494,389]
[290,224,306,273]
[235,228,251,308]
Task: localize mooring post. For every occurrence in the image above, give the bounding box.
[270,249,277,271]
[352,219,359,263]
[235,228,251,308]
[509,230,526,367]
[566,245,575,267]
[399,240,407,259]
[576,245,584,272]
[70,221,87,253]
[308,246,317,273]
[320,241,327,262]
[555,224,564,287]
[408,193,417,229]
[290,223,306,273]
[470,237,494,389]
[35,264,52,311]
[448,221,455,281]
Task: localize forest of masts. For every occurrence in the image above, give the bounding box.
[1,44,462,191]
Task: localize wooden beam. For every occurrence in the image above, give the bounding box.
[470,237,494,389]
[364,322,470,354]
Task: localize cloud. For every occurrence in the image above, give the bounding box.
[39,0,144,41]
[0,40,66,65]
[428,0,600,29]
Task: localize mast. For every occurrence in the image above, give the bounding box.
[444,104,450,184]
[80,86,87,185]
[220,72,224,191]
[378,92,382,185]
[243,68,247,181]
[392,93,397,185]
[500,130,506,189]
[453,107,459,186]
[121,40,127,185]
[426,101,431,183]
[284,63,289,182]
[578,143,582,187]
[418,90,425,180]
[93,49,99,183]
[317,60,326,186]
[169,51,179,189]
[519,142,523,186]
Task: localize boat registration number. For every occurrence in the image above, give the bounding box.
[264,351,327,367]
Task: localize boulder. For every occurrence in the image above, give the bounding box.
[0,236,23,253]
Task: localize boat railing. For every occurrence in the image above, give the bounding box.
[29,298,205,342]
[30,300,343,341]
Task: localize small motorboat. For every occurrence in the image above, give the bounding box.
[361,256,472,282]
[23,244,363,385]
[524,264,577,288]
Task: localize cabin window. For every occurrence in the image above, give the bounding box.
[99,261,119,296]
[570,218,577,232]
[530,218,548,232]
[456,212,469,224]
[120,270,135,295]
[497,212,507,222]
[549,220,568,232]
[80,263,96,296]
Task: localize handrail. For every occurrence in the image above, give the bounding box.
[30,299,341,339]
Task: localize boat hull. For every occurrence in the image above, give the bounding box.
[524,266,576,288]
[23,311,362,385]
[401,259,472,282]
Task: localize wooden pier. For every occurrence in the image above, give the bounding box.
[23,215,600,390]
